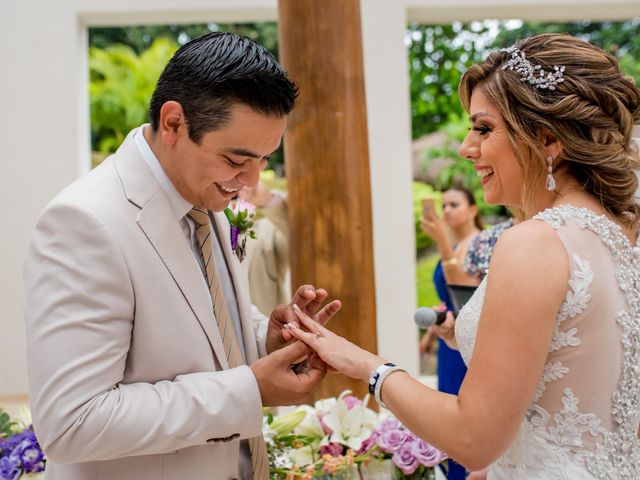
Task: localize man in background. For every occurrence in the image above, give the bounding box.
[238,180,291,314]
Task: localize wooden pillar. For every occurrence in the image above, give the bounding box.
[278,0,377,402]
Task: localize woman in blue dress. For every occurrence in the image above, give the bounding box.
[419,187,482,479]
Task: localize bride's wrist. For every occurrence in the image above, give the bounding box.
[360,354,386,383]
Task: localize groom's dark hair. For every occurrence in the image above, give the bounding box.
[149,31,298,143]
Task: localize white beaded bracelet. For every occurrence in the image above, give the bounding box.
[369,363,406,409]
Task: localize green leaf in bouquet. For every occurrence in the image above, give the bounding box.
[0,409,17,437]
[270,410,308,436]
[276,434,318,446]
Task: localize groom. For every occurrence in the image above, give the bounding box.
[23,32,340,480]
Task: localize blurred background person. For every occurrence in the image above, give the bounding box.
[419,186,482,480]
[237,180,291,314]
[463,214,520,281]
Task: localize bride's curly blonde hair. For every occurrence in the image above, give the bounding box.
[459,33,640,226]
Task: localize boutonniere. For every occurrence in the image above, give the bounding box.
[224,199,257,262]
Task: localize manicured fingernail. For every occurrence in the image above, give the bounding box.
[292,304,301,312]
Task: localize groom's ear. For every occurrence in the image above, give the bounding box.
[159,101,186,146]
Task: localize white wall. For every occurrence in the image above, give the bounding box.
[2,0,639,394]
[360,0,419,376]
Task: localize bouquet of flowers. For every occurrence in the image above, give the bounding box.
[263,391,447,479]
[0,409,45,479]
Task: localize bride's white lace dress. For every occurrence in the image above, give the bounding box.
[455,205,640,479]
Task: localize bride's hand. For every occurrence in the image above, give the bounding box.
[285,304,384,382]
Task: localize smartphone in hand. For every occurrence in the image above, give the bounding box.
[422,197,437,216]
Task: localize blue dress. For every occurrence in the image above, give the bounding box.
[433,260,467,480]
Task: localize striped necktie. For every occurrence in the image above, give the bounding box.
[188,207,269,480]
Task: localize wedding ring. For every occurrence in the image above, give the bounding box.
[314,331,322,340]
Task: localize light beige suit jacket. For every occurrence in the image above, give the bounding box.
[247,199,290,314]
[23,129,269,480]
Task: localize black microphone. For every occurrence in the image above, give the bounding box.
[414,307,447,329]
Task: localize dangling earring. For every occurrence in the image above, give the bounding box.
[546,156,556,191]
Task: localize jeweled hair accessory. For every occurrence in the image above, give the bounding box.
[500,46,565,90]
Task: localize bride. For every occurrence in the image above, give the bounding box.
[285,33,640,479]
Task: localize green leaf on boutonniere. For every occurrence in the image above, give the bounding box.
[223,207,235,224]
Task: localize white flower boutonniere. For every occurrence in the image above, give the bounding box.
[224,199,257,262]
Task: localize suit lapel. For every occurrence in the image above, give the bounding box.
[211,211,260,364]
[113,128,229,369]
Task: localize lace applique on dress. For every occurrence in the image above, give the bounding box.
[557,254,592,323]
[455,205,640,479]
[532,253,591,402]
[535,206,640,479]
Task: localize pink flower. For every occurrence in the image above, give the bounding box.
[319,442,344,456]
[356,431,379,455]
[412,438,447,467]
[377,418,401,432]
[342,395,362,410]
[232,199,256,215]
[392,442,419,474]
[377,429,409,453]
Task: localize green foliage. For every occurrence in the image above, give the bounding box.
[261,169,287,193]
[90,25,211,54]
[0,409,17,437]
[407,21,492,139]
[416,253,442,308]
[90,22,280,57]
[89,38,178,152]
[620,54,640,83]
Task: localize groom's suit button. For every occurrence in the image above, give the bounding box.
[207,433,240,443]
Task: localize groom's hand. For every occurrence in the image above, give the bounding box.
[266,285,342,354]
[251,341,327,406]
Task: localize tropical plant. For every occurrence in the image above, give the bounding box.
[89,38,178,152]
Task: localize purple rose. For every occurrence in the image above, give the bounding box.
[412,438,447,467]
[0,430,28,452]
[319,442,344,456]
[392,442,419,474]
[356,432,378,455]
[342,395,362,410]
[230,226,240,251]
[377,429,409,453]
[14,437,45,474]
[376,418,401,432]
[0,455,21,480]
